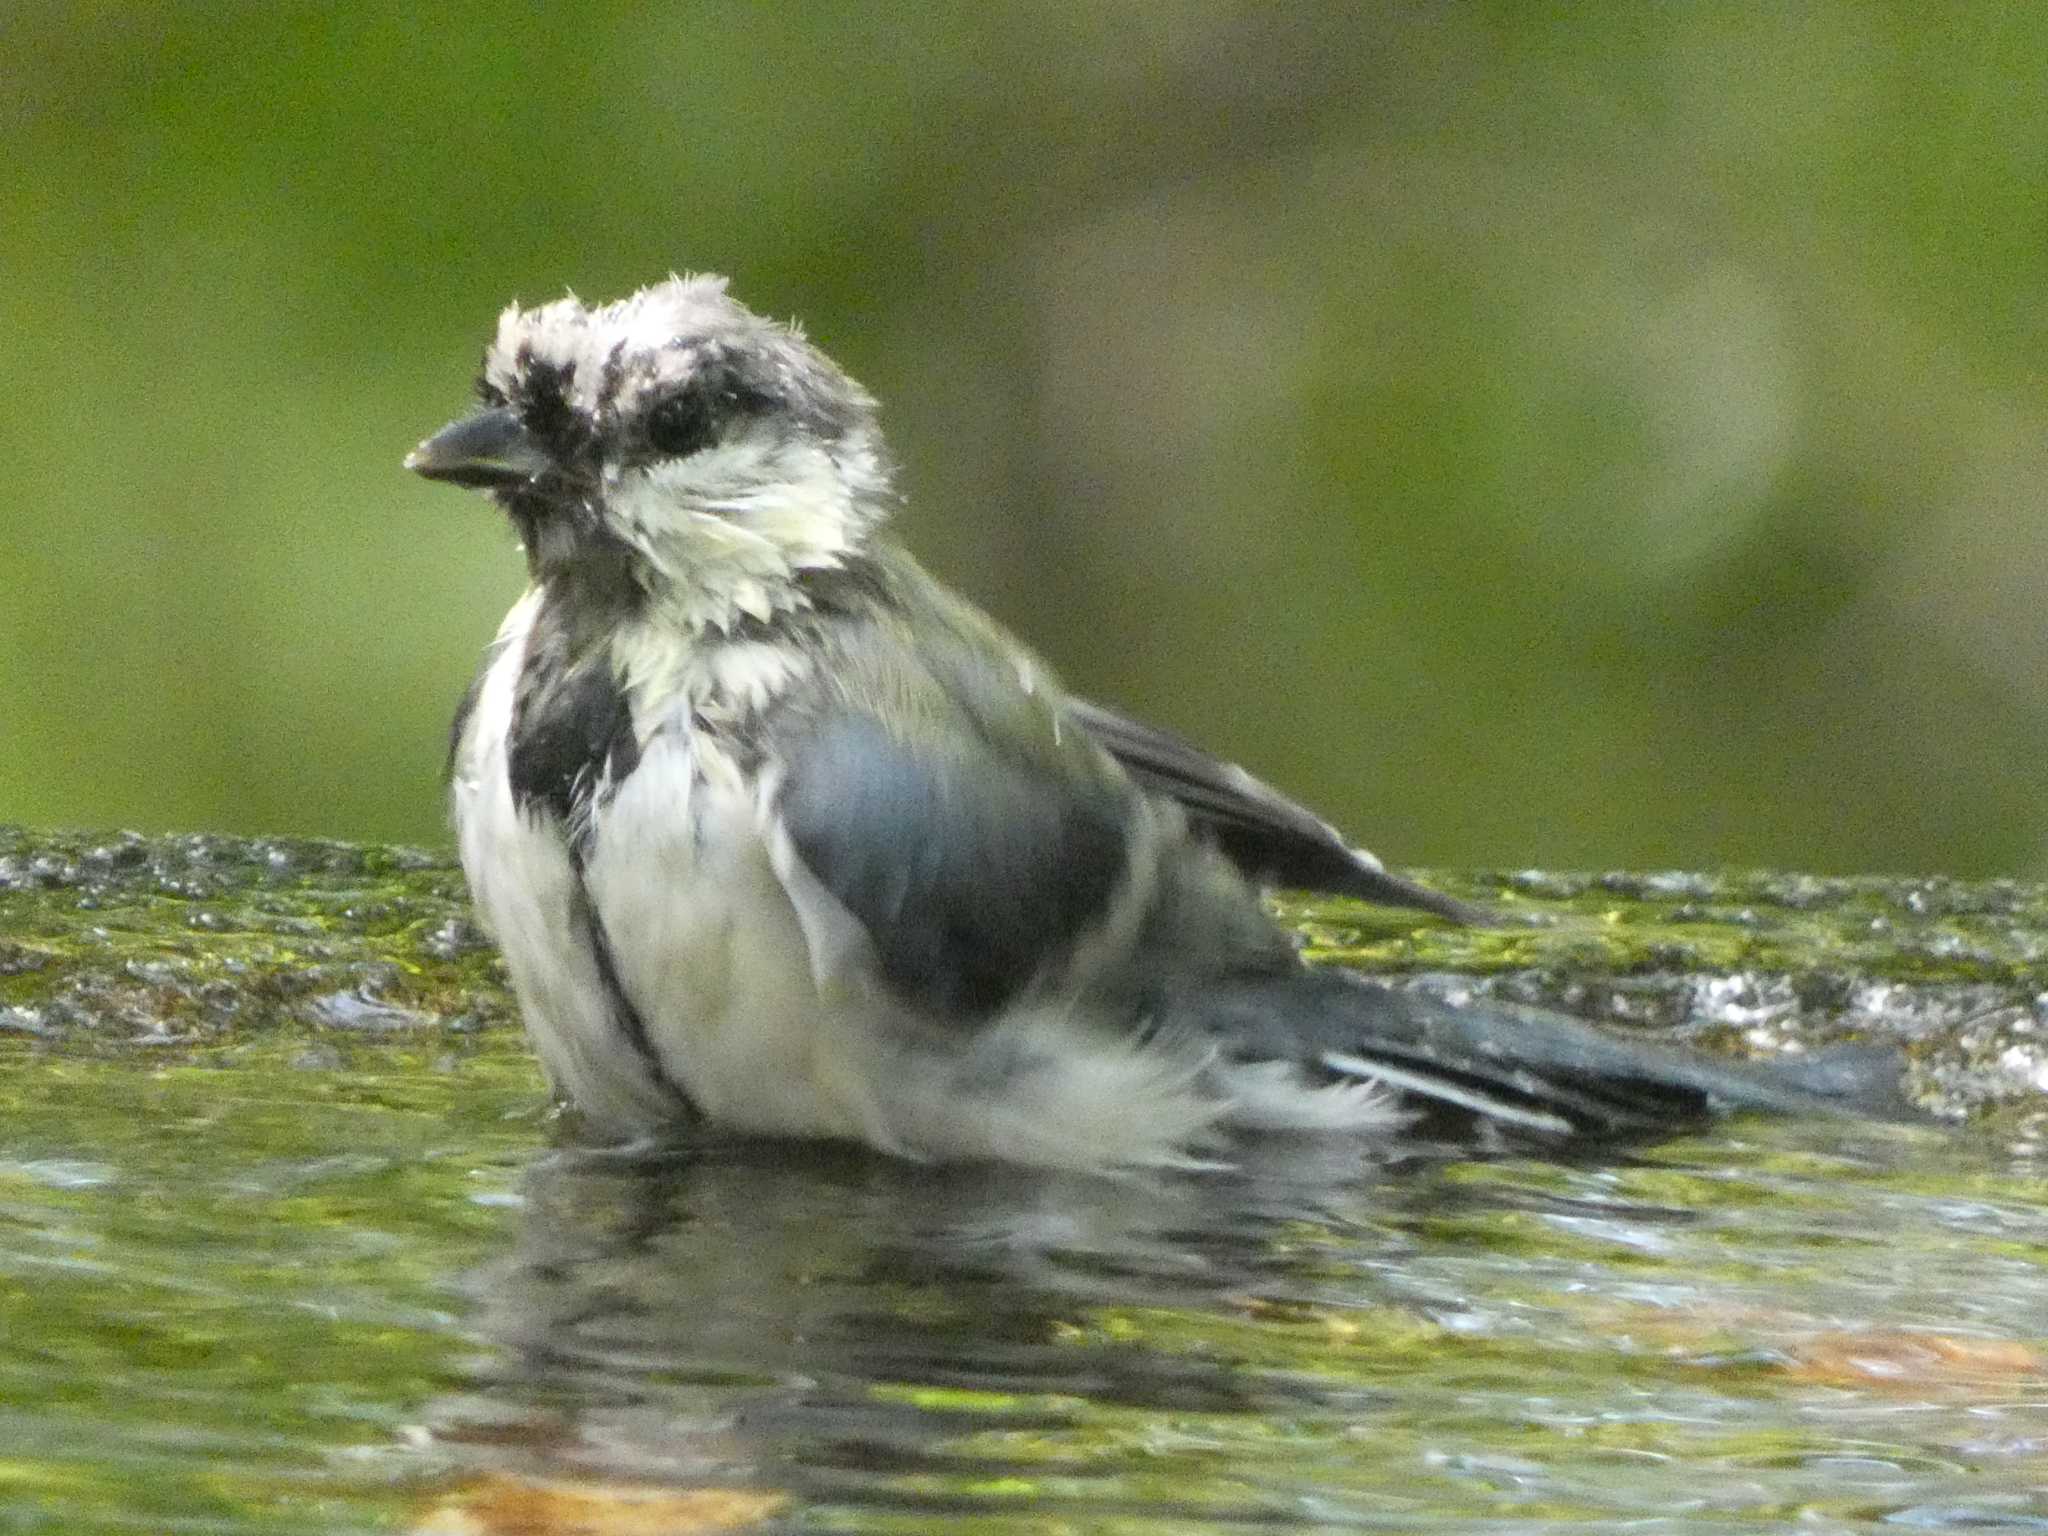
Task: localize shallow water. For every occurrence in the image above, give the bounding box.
[5,1029,2048,1534]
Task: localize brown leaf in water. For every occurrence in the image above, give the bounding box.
[1780,1331,2043,1389]
[413,1474,788,1535]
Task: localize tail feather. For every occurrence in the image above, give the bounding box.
[1195,969,1913,1138]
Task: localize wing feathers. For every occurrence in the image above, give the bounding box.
[773,710,1134,1020]
[1063,697,1487,923]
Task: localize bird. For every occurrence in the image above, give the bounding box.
[407,273,1897,1170]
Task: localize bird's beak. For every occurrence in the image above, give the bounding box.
[404,406,552,489]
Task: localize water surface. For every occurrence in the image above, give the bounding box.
[4,1030,2046,1533]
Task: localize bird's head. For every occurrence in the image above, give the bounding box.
[408,274,893,630]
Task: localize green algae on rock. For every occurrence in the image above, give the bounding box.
[1283,867,2048,1119]
[2,825,2041,1116]
[0,825,512,1048]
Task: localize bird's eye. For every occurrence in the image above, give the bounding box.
[644,387,717,458]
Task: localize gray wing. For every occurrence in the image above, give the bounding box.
[1063,697,1488,924]
[771,706,1140,1022]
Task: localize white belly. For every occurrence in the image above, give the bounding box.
[451,597,1259,1168]
[452,595,889,1139]
[579,728,885,1141]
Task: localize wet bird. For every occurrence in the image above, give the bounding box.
[408,274,1894,1169]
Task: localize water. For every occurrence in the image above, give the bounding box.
[4,1030,2047,1534]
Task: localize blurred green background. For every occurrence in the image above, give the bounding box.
[6,4,2046,876]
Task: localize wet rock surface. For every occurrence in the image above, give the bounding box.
[1290,866,2048,1119]
[0,825,514,1049]
[1,826,2040,1116]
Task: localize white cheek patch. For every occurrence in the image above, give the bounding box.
[606,439,866,633]
[628,439,858,552]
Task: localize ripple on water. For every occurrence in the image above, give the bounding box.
[2,1034,2046,1533]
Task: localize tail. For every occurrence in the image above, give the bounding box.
[1195,968,1915,1138]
